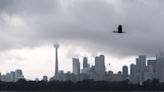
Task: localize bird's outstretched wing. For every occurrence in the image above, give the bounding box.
[112,31,117,33]
[113,30,125,33]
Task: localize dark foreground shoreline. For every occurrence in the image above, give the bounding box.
[0,79,164,91]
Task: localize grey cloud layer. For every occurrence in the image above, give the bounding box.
[0,0,164,57]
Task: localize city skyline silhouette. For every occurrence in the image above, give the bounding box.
[0,0,164,81]
[0,43,163,83]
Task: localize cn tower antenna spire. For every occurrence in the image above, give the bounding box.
[54,43,59,80]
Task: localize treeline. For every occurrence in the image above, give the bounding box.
[0,79,164,91]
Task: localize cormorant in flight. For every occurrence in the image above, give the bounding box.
[113,25,125,33]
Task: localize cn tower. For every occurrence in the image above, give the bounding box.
[54,43,59,80]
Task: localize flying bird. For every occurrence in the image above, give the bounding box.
[113,25,125,33]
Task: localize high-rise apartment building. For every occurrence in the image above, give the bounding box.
[122,65,128,80]
[136,55,146,84]
[147,60,157,79]
[95,55,105,80]
[130,64,137,84]
[10,71,16,82]
[15,69,24,81]
[83,57,89,68]
[72,58,80,81]
[156,52,164,82]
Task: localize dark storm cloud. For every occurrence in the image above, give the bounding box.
[0,0,164,57]
[0,0,60,14]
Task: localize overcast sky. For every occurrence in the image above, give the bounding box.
[0,0,163,80]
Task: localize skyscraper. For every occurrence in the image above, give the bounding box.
[147,60,157,79]
[15,69,24,81]
[136,55,146,84]
[95,55,105,80]
[83,57,89,68]
[0,72,1,81]
[156,52,164,82]
[54,43,59,80]
[122,65,128,80]
[130,64,137,84]
[10,71,16,82]
[58,70,64,81]
[144,65,153,81]
[72,58,80,81]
